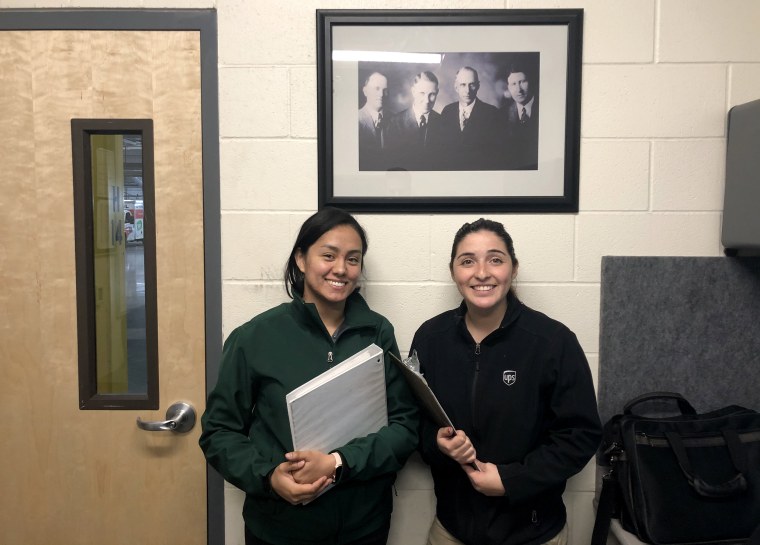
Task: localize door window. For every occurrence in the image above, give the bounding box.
[72,120,158,409]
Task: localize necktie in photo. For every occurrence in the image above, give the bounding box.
[375,112,383,145]
[419,115,427,144]
[520,107,528,124]
[460,110,468,131]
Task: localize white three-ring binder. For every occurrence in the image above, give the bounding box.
[286,343,388,454]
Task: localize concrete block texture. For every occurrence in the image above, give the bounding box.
[659,0,760,62]
[72,0,143,6]
[575,213,723,282]
[565,491,598,545]
[221,212,293,280]
[586,354,600,393]
[221,139,317,211]
[582,65,727,138]
[517,284,601,354]
[221,282,290,338]
[217,0,503,66]
[290,66,317,139]
[223,485,246,545]
[509,0,655,63]
[580,140,650,211]
[364,283,461,352]
[219,66,290,138]
[218,0,315,66]
[0,0,70,6]
[358,215,433,283]
[729,64,760,108]
[651,139,726,211]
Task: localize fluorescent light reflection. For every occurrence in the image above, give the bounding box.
[333,50,442,64]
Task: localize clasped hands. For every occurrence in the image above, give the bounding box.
[436,427,505,497]
[270,450,335,505]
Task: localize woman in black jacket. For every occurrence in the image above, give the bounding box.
[411,218,601,545]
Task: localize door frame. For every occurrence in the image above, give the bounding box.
[0,9,223,545]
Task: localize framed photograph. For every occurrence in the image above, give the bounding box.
[317,9,583,213]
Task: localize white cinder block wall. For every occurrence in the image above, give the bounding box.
[9,0,758,543]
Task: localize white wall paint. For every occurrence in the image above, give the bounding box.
[10,0,759,543]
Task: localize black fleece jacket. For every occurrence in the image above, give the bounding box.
[411,292,601,545]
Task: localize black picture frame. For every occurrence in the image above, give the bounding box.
[317,9,583,213]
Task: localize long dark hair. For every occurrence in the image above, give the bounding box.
[284,207,368,298]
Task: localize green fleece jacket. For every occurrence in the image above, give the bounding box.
[199,292,419,545]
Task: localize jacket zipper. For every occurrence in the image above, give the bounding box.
[326,322,354,366]
[471,343,481,433]
[327,327,342,365]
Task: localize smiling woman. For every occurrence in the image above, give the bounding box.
[410,218,602,545]
[449,224,518,334]
[295,224,365,335]
[199,207,419,545]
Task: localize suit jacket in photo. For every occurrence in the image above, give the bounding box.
[383,108,442,171]
[434,98,500,171]
[358,105,385,170]
[501,97,539,170]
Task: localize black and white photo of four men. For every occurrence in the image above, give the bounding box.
[358,53,539,172]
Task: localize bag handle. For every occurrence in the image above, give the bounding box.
[664,430,748,498]
[623,391,697,416]
[590,473,617,545]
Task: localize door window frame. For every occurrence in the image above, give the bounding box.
[72,119,159,410]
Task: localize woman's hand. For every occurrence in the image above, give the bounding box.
[436,427,477,466]
[286,450,335,485]
[269,454,332,505]
[463,461,506,496]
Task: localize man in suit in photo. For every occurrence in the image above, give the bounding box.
[436,66,500,170]
[383,71,441,171]
[501,65,539,170]
[358,71,388,170]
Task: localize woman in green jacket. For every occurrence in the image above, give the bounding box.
[199,207,418,545]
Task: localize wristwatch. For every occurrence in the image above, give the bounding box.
[331,451,343,483]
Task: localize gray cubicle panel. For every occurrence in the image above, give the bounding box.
[598,256,760,425]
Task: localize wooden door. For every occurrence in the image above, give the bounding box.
[0,29,207,545]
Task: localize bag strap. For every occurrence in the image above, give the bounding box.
[623,391,697,415]
[664,430,748,498]
[591,473,617,545]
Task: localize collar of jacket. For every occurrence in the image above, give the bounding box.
[290,290,377,336]
[454,291,524,340]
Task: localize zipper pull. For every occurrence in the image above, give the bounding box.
[327,351,333,363]
[475,343,481,355]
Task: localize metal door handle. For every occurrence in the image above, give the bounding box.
[136,402,196,433]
